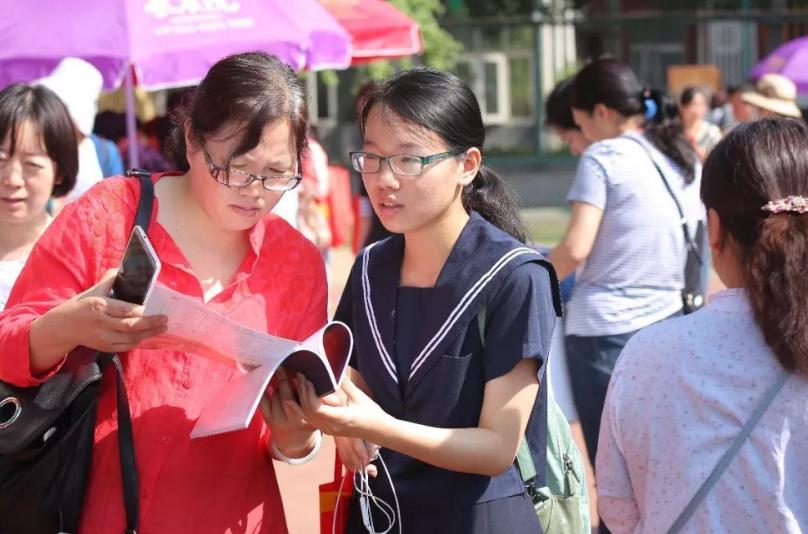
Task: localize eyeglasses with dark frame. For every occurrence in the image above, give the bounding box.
[202,145,301,192]
[349,150,465,177]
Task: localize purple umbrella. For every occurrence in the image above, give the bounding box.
[0,0,351,89]
[751,36,808,94]
[0,0,351,166]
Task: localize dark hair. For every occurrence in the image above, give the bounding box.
[0,84,78,197]
[545,78,578,131]
[679,86,710,107]
[571,58,697,183]
[166,52,308,171]
[702,118,808,376]
[358,68,529,243]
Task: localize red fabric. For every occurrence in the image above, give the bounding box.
[322,0,423,64]
[325,165,354,248]
[0,174,328,534]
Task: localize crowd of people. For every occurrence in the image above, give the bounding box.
[0,50,806,534]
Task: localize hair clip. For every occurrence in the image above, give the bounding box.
[762,195,808,214]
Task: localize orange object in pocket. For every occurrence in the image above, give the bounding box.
[319,453,353,534]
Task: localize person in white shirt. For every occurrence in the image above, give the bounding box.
[36,58,105,207]
[597,117,808,533]
[0,84,78,309]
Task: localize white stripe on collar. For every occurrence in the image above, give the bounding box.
[361,242,399,384]
[408,247,537,380]
[360,243,538,384]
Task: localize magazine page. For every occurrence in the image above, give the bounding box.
[142,284,298,367]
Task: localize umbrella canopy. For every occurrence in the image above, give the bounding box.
[0,0,351,91]
[321,0,423,65]
[751,36,808,94]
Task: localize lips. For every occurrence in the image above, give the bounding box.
[230,204,260,217]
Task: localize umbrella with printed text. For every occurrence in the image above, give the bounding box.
[0,0,352,165]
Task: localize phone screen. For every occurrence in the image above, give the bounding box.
[111,227,159,305]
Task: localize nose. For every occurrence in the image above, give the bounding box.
[372,160,400,191]
[0,160,25,188]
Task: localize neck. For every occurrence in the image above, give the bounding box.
[401,203,469,288]
[0,211,51,261]
[616,115,645,135]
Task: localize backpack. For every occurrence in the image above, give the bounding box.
[477,308,590,534]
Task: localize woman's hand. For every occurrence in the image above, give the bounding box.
[261,367,319,458]
[292,373,391,439]
[334,436,379,477]
[29,269,168,374]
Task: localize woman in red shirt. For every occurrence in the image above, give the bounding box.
[0,52,327,533]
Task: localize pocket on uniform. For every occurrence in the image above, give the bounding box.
[441,352,473,360]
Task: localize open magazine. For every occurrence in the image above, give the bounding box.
[142,284,352,439]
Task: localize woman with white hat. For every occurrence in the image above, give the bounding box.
[741,73,803,120]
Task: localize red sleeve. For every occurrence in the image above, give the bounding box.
[0,178,137,386]
[294,247,328,341]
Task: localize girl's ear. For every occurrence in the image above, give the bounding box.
[458,147,481,187]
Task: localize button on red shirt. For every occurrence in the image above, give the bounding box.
[0,175,328,533]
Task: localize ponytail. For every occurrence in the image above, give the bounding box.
[746,214,808,374]
[462,165,529,244]
[702,118,808,377]
[642,88,698,183]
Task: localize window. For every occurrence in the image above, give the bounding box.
[305,72,337,125]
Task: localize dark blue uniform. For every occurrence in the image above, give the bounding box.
[335,212,561,534]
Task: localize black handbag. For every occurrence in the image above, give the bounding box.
[627,136,708,314]
[0,171,154,534]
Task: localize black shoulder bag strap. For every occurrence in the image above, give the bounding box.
[625,135,703,265]
[101,169,154,534]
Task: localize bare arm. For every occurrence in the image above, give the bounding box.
[296,358,539,477]
[548,201,604,280]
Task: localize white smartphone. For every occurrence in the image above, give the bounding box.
[110,226,161,306]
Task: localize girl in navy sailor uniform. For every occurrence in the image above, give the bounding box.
[290,69,560,534]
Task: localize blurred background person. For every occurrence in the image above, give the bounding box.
[545,77,591,156]
[679,86,722,161]
[0,84,77,308]
[741,73,802,120]
[36,58,122,207]
[549,58,703,492]
[727,85,757,124]
[597,117,808,534]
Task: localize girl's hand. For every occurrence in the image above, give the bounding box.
[334,436,379,477]
[30,269,168,373]
[261,367,319,458]
[293,373,391,439]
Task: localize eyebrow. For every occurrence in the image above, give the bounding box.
[361,139,425,152]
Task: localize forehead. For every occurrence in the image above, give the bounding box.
[363,104,445,150]
[210,119,296,161]
[0,120,47,154]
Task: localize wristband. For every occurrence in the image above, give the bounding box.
[270,430,323,465]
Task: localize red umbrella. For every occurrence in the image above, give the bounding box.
[321,0,423,64]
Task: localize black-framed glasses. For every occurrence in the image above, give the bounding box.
[349,150,464,177]
[202,145,301,192]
